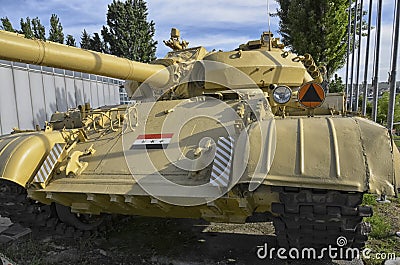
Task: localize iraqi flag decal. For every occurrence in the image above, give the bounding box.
[130,133,174,150]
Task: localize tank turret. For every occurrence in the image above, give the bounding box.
[0,29,322,96]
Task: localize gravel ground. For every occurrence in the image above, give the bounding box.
[0,216,369,265]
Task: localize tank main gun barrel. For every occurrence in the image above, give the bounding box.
[0,30,169,86]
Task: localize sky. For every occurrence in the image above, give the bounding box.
[0,0,398,83]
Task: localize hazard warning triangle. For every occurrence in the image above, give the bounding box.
[301,84,323,102]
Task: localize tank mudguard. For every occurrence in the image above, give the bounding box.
[262,116,398,196]
[0,132,65,187]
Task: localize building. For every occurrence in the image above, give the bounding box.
[119,86,135,105]
[0,60,122,135]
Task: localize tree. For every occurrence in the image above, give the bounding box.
[376,92,400,130]
[20,17,34,39]
[48,14,64,43]
[66,35,76,47]
[329,74,345,93]
[32,17,46,40]
[1,17,15,32]
[89,33,103,52]
[101,0,157,62]
[80,29,91,49]
[358,96,372,117]
[276,0,366,78]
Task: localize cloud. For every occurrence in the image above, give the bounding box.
[147,0,278,26]
[337,0,399,83]
[146,0,280,56]
[0,0,280,56]
[338,25,391,83]
[0,0,397,82]
[0,0,109,41]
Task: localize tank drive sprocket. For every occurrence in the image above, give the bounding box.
[272,187,373,254]
[0,180,107,238]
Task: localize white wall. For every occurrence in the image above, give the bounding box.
[0,61,121,135]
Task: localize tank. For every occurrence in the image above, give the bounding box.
[0,28,399,254]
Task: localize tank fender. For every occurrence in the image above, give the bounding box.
[263,117,397,196]
[0,132,66,187]
[234,119,276,190]
[392,140,400,196]
[355,117,398,196]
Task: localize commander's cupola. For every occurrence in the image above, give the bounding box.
[239,31,285,51]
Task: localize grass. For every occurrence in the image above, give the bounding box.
[1,197,399,264]
[0,237,48,265]
[393,135,400,148]
[0,232,105,265]
[362,194,400,265]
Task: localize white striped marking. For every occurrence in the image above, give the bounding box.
[210,137,234,188]
[1,254,16,265]
[33,143,65,183]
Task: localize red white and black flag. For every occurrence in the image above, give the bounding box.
[130,134,174,149]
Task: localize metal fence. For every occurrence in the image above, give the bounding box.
[0,60,122,135]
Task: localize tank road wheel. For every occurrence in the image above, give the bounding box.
[55,204,105,231]
[0,180,56,227]
[271,187,372,259]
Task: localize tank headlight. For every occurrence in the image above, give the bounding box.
[272,86,292,104]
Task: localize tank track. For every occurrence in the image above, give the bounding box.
[0,180,105,238]
[271,187,373,254]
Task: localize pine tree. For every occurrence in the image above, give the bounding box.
[32,17,46,40]
[80,29,91,49]
[89,33,103,52]
[20,17,34,39]
[48,14,64,44]
[1,17,15,32]
[276,0,366,78]
[66,35,76,47]
[101,0,157,62]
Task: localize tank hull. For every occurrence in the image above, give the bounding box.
[1,100,397,221]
